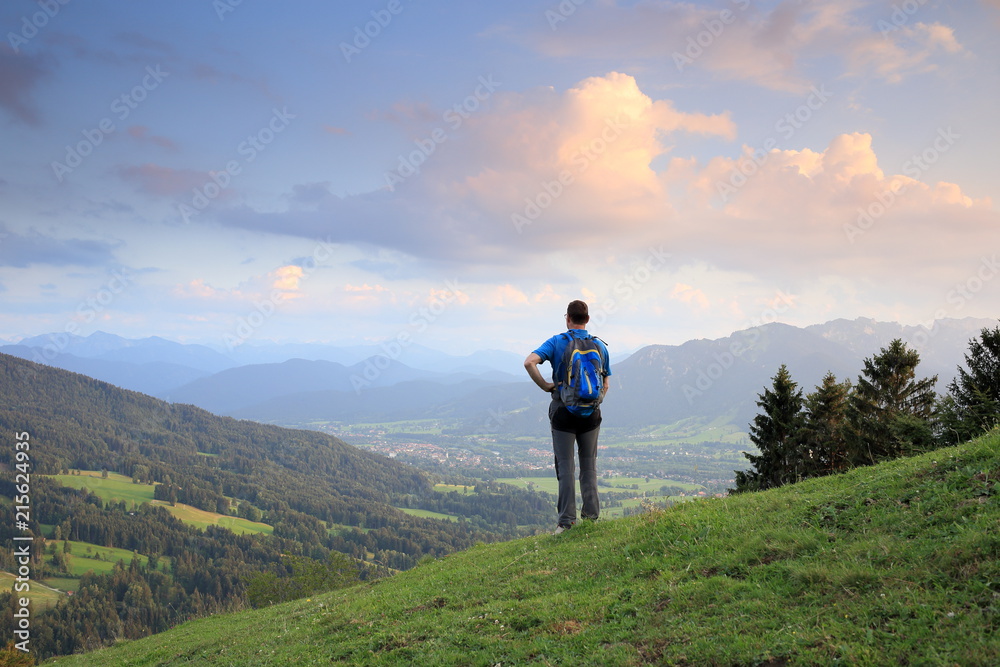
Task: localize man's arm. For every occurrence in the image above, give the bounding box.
[601,344,611,395]
[524,352,556,393]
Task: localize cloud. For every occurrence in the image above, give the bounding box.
[215,72,734,264]
[485,284,530,309]
[173,266,310,307]
[181,73,993,317]
[0,224,118,268]
[174,279,223,300]
[127,126,177,150]
[846,21,967,83]
[271,265,304,292]
[674,131,994,289]
[117,163,217,197]
[0,46,50,125]
[670,283,710,309]
[519,1,967,91]
[341,283,394,310]
[190,61,280,102]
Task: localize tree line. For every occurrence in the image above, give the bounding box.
[732,324,1000,493]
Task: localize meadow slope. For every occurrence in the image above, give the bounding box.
[48,431,1000,666]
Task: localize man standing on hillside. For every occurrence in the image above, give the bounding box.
[524,300,611,534]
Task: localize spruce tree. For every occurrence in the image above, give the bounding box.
[938,323,1000,444]
[732,364,805,493]
[799,372,852,477]
[846,338,937,465]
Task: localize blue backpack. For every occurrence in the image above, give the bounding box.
[557,333,607,417]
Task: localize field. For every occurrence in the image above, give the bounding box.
[395,508,460,522]
[52,471,155,506]
[433,483,478,493]
[495,475,703,496]
[151,501,273,535]
[2,538,166,605]
[55,541,159,576]
[49,471,272,535]
[0,572,63,610]
[634,414,748,446]
[4,478,271,604]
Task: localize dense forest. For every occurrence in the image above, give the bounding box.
[0,353,550,661]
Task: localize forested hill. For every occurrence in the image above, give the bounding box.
[0,353,550,660]
[0,352,430,512]
[0,353,549,537]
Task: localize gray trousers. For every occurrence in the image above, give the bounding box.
[549,399,601,526]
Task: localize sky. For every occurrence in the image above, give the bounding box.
[1,0,998,358]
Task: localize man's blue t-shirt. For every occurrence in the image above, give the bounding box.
[532,329,612,386]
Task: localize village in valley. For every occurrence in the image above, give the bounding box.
[312,419,741,502]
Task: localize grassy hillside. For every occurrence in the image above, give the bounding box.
[46,430,999,666]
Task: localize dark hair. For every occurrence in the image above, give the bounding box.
[567,300,589,325]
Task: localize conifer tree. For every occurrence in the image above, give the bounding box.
[937,324,1000,444]
[846,338,937,465]
[799,372,852,477]
[732,364,805,493]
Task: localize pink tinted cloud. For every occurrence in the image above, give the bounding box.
[0,45,49,125]
[127,125,177,150]
[117,163,213,197]
[525,1,966,91]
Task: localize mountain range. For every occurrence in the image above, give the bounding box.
[4,316,995,433]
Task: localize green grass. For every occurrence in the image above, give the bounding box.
[56,541,153,576]
[47,430,1000,666]
[41,577,80,593]
[48,471,272,536]
[51,471,155,506]
[2,542,165,602]
[634,413,748,445]
[433,483,478,494]
[152,501,273,535]
[1,572,63,611]
[346,419,445,435]
[496,476,701,496]
[395,508,460,522]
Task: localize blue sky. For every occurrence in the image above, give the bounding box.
[2,0,998,356]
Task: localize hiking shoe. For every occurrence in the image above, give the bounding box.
[553,524,571,535]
